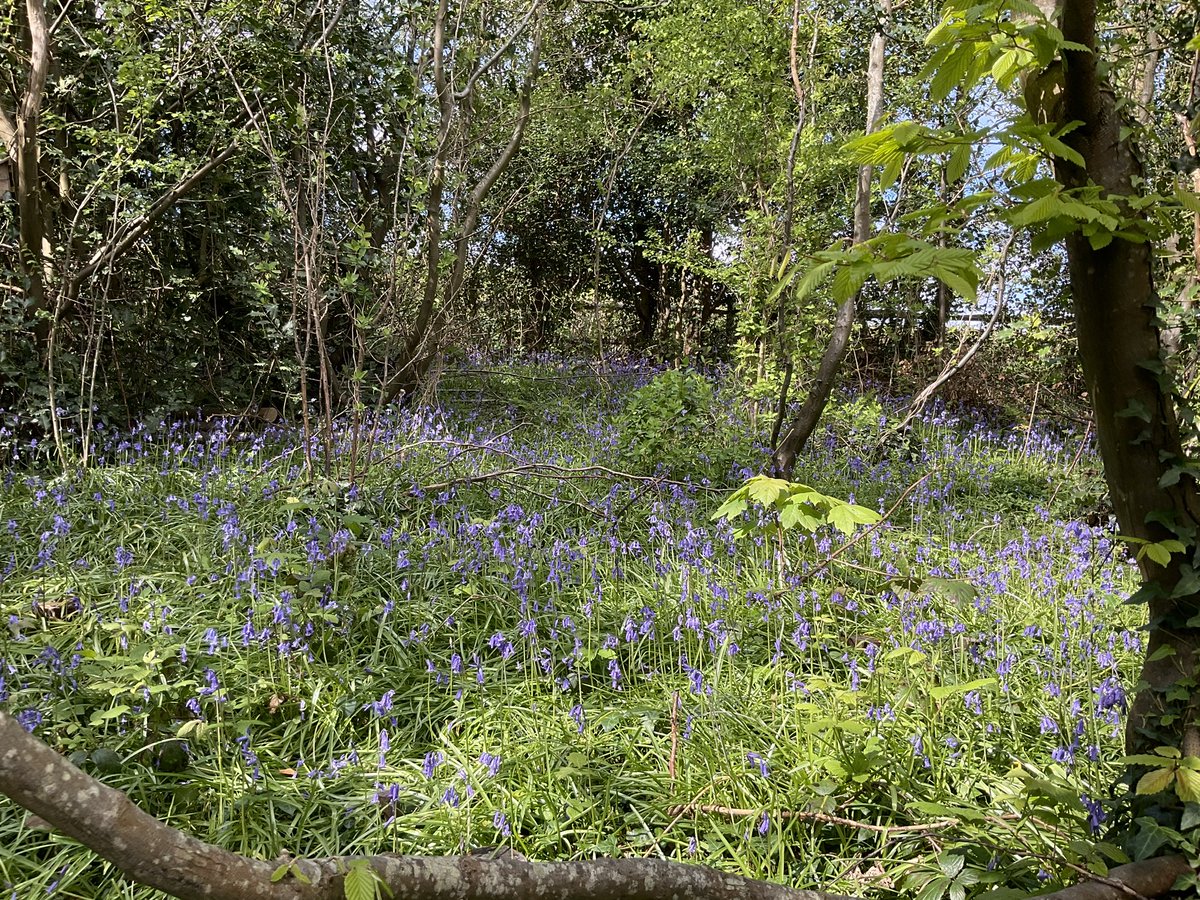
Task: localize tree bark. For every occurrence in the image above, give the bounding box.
[773,0,889,478]
[1,0,53,350]
[1027,0,1200,759]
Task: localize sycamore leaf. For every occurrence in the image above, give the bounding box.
[779,503,823,533]
[711,496,748,522]
[826,502,882,535]
[1135,767,1176,796]
[746,477,791,507]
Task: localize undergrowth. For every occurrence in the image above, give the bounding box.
[0,360,1136,899]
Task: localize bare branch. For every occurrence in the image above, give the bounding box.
[454,0,543,102]
[69,134,246,287]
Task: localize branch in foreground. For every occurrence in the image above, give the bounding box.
[0,712,849,900]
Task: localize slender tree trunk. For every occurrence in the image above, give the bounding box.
[773,0,889,477]
[1,0,53,350]
[381,2,543,404]
[1028,0,1200,761]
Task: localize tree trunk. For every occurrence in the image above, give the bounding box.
[0,0,53,351]
[381,2,543,405]
[1029,0,1200,761]
[772,0,889,478]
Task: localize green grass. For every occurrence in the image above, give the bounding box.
[0,362,1140,898]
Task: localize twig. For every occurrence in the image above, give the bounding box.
[666,803,958,835]
[804,471,932,580]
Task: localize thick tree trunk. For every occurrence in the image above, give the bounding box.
[1031,0,1200,759]
[773,0,889,478]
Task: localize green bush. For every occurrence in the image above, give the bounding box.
[616,369,719,477]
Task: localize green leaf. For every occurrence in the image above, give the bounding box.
[918,577,977,605]
[792,260,837,302]
[1171,566,1200,599]
[1009,190,1065,228]
[746,477,791,507]
[1181,803,1200,832]
[930,677,997,701]
[826,502,882,535]
[271,864,291,884]
[940,854,966,879]
[344,860,382,900]
[1176,768,1200,805]
[929,43,974,101]
[1142,542,1172,567]
[711,496,748,522]
[1122,753,1182,767]
[778,503,820,533]
[1135,767,1176,796]
[832,263,870,302]
[946,142,971,184]
[1178,188,1200,215]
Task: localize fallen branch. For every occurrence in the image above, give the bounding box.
[1033,857,1192,900]
[417,460,723,495]
[0,712,851,900]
